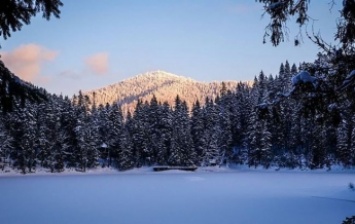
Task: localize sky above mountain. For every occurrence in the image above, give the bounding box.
[0,0,340,96]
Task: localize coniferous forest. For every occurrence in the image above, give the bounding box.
[1,49,355,174]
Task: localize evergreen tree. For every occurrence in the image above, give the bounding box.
[337,111,355,167]
[146,95,161,165]
[9,104,37,173]
[36,101,54,169]
[232,82,253,164]
[247,105,272,168]
[0,116,12,170]
[72,91,99,171]
[130,99,150,167]
[108,103,124,167]
[155,101,173,165]
[216,92,233,165]
[60,96,79,169]
[191,100,205,165]
[97,103,111,167]
[169,95,195,166]
[117,124,134,170]
[200,98,224,166]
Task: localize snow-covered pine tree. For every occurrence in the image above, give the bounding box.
[247,105,272,168]
[47,95,70,172]
[9,104,37,173]
[256,70,268,104]
[155,101,173,165]
[36,101,54,169]
[130,99,150,167]
[74,105,88,171]
[340,113,355,167]
[266,67,291,167]
[146,95,161,165]
[247,72,272,168]
[107,103,124,168]
[60,96,79,169]
[97,103,111,167]
[200,98,224,166]
[350,115,355,166]
[191,100,205,165]
[169,95,195,166]
[73,91,99,171]
[232,82,253,164]
[216,91,233,165]
[84,125,99,169]
[117,123,134,170]
[0,115,12,170]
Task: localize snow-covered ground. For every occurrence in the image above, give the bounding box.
[0,168,354,224]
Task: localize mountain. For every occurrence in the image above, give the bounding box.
[85,70,241,112]
[0,60,48,112]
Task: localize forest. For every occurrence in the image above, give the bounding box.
[0,50,354,174]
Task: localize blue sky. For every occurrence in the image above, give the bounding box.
[1,0,340,96]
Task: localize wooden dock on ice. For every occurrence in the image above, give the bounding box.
[153,166,198,172]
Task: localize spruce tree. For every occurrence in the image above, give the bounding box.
[191,100,205,165]
[0,116,12,170]
[155,101,173,165]
[117,124,134,170]
[169,96,195,166]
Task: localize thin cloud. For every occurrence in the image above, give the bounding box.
[1,43,57,84]
[58,70,82,80]
[85,52,109,75]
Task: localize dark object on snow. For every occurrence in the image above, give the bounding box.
[349,182,355,191]
[153,166,198,172]
[342,216,355,224]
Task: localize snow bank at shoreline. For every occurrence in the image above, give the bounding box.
[1,164,354,177]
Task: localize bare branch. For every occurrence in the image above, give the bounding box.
[328,0,336,12]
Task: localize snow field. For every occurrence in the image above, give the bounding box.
[0,170,354,224]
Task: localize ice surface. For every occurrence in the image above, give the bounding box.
[0,169,354,224]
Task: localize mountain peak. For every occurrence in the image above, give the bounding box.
[133,70,196,82]
[86,71,239,113]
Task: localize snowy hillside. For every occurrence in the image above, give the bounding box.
[84,70,240,112]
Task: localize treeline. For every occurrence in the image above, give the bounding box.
[0,56,355,173]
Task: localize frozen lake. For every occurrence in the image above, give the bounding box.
[0,170,354,224]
